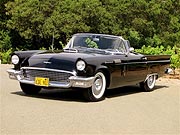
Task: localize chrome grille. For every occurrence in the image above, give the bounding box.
[22,69,73,83]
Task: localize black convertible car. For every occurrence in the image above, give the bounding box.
[7,33,171,101]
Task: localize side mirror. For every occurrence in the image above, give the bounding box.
[124,40,134,52]
[129,47,134,52]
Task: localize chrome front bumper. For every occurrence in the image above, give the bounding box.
[7,69,95,88]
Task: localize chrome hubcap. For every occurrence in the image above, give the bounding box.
[92,75,104,98]
[91,72,106,99]
[147,75,155,88]
[94,78,103,91]
[93,76,103,96]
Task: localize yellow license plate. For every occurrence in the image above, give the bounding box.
[35,77,49,87]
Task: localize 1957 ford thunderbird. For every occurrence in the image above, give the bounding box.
[7,33,171,101]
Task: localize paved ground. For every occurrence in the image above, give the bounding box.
[0,64,180,135]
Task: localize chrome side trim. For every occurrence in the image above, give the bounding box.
[120,60,170,65]
[147,60,170,64]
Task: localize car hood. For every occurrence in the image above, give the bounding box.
[28,52,110,71]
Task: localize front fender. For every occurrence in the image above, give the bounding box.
[12,50,46,70]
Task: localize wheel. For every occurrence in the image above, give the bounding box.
[83,72,106,102]
[20,83,41,95]
[140,75,156,92]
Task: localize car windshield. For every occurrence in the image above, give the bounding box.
[72,35,121,50]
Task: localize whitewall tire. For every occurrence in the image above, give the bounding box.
[83,72,106,102]
[140,75,156,92]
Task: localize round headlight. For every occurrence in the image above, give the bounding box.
[11,55,19,65]
[76,60,86,71]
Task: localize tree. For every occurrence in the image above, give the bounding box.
[4,0,180,49]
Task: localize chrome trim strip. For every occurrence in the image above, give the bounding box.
[114,60,170,65]
[147,60,170,63]
[43,61,52,64]
[63,48,78,53]
[123,62,148,65]
[21,67,77,76]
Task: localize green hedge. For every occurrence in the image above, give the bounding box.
[0,49,12,64]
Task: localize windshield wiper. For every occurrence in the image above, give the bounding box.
[86,48,105,53]
[74,46,88,49]
[63,48,78,53]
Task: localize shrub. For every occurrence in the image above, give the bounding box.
[0,48,12,64]
[0,30,13,64]
[0,30,12,52]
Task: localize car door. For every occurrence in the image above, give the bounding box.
[124,52,148,84]
[108,39,148,89]
[107,39,131,89]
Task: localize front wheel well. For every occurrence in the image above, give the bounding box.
[96,68,110,88]
[145,73,158,82]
